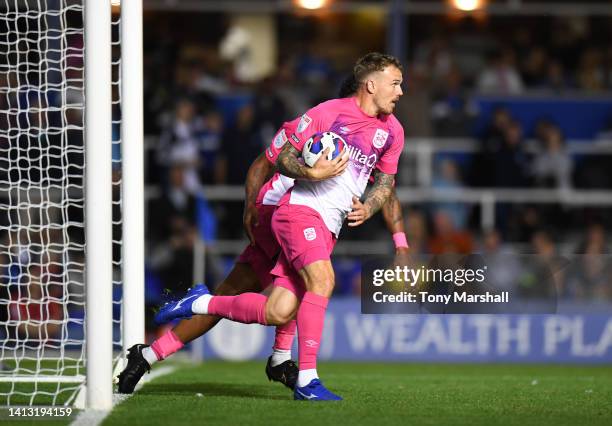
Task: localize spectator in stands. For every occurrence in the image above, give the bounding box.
[428,210,474,255]
[531,230,564,280]
[432,158,469,229]
[493,120,531,187]
[521,46,549,88]
[413,35,453,88]
[8,265,63,344]
[217,103,263,185]
[252,77,289,145]
[158,98,204,194]
[198,110,224,185]
[531,124,572,189]
[480,229,520,293]
[405,209,428,255]
[566,224,611,300]
[577,48,605,91]
[484,107,513,149]
[543,60,568,92]
[477,48,524,94]
[294,47,334,86]
[215,103,265,238]
[517,230,563,300]
[148,163,198,294]
[494,118,538,237]
[470,106,512,186]
[431,65,477,137]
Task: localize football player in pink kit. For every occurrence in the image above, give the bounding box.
[117,117,348,394]
[155,53,405,401]
[119,110,408,394]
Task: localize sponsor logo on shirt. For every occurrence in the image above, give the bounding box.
[267,147,274,157]
[372,128,389,148]
[303,227,317,241]
[291,133,300,144]
[297,114,312,133]
[273,129,288,149]
[346,145,377,168]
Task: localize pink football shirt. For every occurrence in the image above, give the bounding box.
[286,97,404,235]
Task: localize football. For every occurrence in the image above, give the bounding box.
[302,131,347,167]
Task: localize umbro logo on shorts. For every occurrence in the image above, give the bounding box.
[303,227,316,241]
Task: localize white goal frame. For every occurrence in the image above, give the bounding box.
[84,0,144,410]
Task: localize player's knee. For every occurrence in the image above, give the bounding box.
[310,278,335,297]
[305,271,335,297]
[265,302,294,325]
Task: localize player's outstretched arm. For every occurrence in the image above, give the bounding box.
[348,171,394,227]
[381,188,409,254]
[276,143,348,181]
[243,153,275,244]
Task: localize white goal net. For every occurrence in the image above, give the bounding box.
[0,0,139,409]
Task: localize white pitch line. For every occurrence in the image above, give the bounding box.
[70,365,176,426]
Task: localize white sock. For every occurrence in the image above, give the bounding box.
[297,369,318,388]
[191,294,213,314]
[142,347,159,366]
[270,349,291,367]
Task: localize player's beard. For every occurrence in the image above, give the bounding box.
[382,97,399,115]
[374,95,398,115]
[382,102,396,115]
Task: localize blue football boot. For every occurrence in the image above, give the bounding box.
[294,379,342,401]
[154,283,210,324]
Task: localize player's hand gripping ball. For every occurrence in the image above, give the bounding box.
[302,131,347,167]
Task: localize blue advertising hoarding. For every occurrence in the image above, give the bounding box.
[196,298,612,364]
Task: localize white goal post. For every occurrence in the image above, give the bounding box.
[0,0,144,410]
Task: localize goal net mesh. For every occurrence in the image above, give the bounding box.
[0,0,123,406]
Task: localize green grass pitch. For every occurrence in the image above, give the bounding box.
[102,361,612,426]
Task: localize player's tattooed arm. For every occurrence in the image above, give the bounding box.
[243,153,275,244]
[276,141,349,181]
[365,171,394,217]
[276,143,312,179]
[382,188,404,234]
[348,171,394,227]
[382,188,410,254]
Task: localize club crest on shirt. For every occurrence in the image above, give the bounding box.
[297,114,312,133]
[273,129,288,149]
[372,128,389,148]
[303,227,316,241]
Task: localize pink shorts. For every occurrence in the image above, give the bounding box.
[270,202,336,298]
[236,204,280,290]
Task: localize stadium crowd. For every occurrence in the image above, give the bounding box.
[1,12,611,342]
[136,12,611,305]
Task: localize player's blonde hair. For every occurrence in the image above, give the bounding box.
[353,52,403,85]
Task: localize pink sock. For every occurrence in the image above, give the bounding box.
[208,293,268,325]
[297,292,328,371]
[151,330,184,360]
[274,320,296,351]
